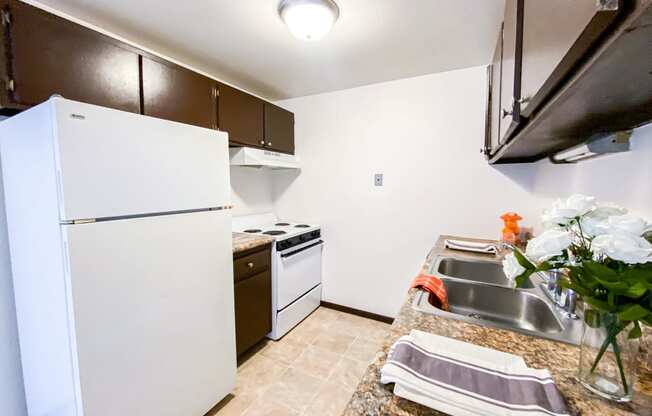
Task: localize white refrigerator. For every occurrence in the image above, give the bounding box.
[0,97,236,416]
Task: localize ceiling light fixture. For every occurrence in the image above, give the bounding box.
[278,0,340,41]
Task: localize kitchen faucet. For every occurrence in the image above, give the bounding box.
[499,242,579,320]
[543,270,578,320]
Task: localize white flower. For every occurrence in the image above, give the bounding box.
[591,202,627,219]
[581,216,611,237]
[604,214,650,237]
[526,229,572,262]
[592,233,652,264]
[542,194,597,228]
[502,253,526,285]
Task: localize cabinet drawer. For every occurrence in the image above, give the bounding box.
[233,247,270,282]
[234,270,272,355]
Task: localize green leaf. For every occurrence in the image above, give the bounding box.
[536,261,555,272]
[512,249,535,270]
[584,309,601,328]
[558,279,591,297]
[584,261,619,282]
[623,282,648,299]
[608,292,616,307]
[584,297,617,313]
[617,304,650,322]
[621,268,652,284]
[628,321,642,339]
[514,269,533,288]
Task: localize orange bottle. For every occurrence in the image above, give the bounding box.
[501,212,523,246]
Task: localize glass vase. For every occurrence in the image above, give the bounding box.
[578,309,640,402]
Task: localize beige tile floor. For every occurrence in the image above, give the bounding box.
[208,307,391,416]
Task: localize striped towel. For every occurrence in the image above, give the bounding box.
[380,330,569,416]
[411,274,449,311]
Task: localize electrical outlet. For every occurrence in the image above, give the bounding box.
[374,173,383,186]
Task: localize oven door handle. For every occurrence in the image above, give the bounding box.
[280,240,324,259]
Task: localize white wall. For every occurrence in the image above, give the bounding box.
[273,65,652,317]
[230,166,276,217]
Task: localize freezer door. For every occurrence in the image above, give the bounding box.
[52,98,230,221]
[62,210,235,416]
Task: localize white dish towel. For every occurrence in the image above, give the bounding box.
[380,330,570,416]
[444,239,498,254]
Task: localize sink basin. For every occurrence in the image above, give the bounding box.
[413,276,584,344]
[442,279,562,333]
[434,257,534,289]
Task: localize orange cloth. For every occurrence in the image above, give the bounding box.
[411,274,449,311]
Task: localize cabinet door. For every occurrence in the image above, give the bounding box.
[217,83,264,148]
[233,270,272,356]
[264,103,295,154]
[1,0,140,113]
[487,24,504,156]
[499,0,524,142]
[520,0,622,117]
[141,56,217,129]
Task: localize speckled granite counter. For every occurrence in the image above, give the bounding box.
[232,232,274,254]
[343,235,652,416]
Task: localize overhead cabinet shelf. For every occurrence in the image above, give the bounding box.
[0,0,295,155]
[485,0,652,164]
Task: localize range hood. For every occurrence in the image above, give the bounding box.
[229,147,300,169]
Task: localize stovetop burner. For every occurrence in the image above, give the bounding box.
[275,222,290,226]
[263,230,287,236]
[295,224,310,228]
[244,229,262,233]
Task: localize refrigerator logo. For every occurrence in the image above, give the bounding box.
[70,114,86,120]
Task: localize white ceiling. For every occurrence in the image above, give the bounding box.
[33,0,505,100]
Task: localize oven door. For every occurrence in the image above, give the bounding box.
[277,240,323,310]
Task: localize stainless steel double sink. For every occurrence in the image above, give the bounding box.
[413,256,584,345]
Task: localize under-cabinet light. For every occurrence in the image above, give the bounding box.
[550,130,632,163]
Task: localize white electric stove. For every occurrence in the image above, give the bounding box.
[232,213,323,339]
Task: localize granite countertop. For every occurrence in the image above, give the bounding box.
[343,235,652,416]
[232,232,274,254]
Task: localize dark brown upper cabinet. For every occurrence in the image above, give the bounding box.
[217,83,265,148]
[264,103,295,154]
[498,0,524,143]
[141,56,218,130]
[0,0,140,114]
[519,0,622,118]
[0,1,296,153]
[486,0,650,164]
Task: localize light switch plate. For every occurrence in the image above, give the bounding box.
[374,173,383,186]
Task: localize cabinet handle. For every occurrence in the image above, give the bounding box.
[259,140,265,146]
[267,141,272,147]
[247,262,254,268]
[516,96,531,105]
[501,108,513,119]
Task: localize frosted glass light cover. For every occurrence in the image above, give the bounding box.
[279,0,339,41]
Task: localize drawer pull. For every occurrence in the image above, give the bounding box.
[247,262,254,268]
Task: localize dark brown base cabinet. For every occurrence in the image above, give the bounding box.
[233,244,272,356]
[0,0,295,154]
